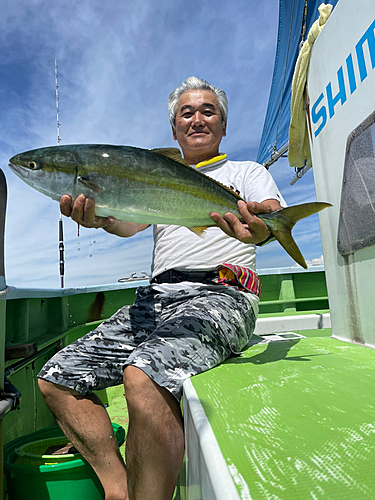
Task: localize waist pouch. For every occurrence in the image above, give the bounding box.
[213,263,262,298]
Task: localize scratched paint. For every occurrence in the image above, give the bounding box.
[191,336,375,499]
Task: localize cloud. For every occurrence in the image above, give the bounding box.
[305,255,324,266]
[1,0,328,289]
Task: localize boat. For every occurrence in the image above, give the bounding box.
[1,0,375,498]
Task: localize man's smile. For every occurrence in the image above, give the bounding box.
[189,130,208,136]
[172,89,227,164]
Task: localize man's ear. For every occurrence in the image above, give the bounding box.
[222,122,227,137]
[172,125,177,141]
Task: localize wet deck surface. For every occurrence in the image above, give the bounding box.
[190,333,375,499]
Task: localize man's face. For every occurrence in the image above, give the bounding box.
[172,90,227,163]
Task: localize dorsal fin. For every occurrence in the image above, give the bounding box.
[150,148,189,167]
[150,147,244,202]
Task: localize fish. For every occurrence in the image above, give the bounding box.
[8,144,332,269]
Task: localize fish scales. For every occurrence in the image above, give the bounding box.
[8,144,332,268]
[12,144,240,226]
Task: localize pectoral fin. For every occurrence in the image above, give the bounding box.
[78,176,102,194]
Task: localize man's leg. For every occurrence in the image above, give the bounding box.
[123,366,184,500]
[38,379,128,500]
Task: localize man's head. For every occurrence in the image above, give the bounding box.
[168,77,228,165]
[168,77,228,129]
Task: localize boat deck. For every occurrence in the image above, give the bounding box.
[183,328,375,499]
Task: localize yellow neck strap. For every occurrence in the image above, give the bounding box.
[195,154,227,169]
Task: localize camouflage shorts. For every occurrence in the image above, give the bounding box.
[38,284,256,400]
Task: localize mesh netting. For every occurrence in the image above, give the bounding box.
[338,111,375,256]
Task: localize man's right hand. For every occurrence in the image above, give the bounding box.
[60,194,150,237]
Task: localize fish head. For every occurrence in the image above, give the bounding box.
[9,146,78,202]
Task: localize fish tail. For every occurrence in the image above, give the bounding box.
[270,202,332,269]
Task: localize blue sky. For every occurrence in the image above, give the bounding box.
[1,0,323,289]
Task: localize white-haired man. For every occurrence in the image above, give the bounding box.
[38,77,284,500]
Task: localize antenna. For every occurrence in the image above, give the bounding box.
[55,59,61,145]
[55,58,65,288]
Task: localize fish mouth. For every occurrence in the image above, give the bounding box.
[8,162,30,179]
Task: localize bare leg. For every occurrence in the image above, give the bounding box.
[123,366,184,500]
[38,379,128,500]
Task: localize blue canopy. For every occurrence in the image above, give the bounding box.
[256,0,339,167]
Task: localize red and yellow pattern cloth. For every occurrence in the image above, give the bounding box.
[213,263,262,298]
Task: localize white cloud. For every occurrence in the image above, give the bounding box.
[1,0,328,289]
[305,255,324,266]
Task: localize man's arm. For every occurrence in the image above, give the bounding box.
[60,194,150,237]
[210,199,282,245]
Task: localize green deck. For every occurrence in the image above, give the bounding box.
[0,267,331,499]
[190,332,375,499]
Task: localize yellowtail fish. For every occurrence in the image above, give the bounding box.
[9,144,331,268]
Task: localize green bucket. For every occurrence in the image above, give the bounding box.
[4,423,125,500]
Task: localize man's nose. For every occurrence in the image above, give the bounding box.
[192,112,204,125]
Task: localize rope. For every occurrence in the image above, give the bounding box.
[0,286,11,297]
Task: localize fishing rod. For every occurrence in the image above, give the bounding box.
[55,58,65,288]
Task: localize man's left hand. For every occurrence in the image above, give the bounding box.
[210,199,282,244]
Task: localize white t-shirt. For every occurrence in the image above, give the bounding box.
[150,156,286,314]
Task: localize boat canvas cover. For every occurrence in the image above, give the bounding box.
[257,0,339,167]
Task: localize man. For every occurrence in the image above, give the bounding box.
[38,77,284,500]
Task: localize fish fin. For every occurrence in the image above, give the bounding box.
[78,176,102,194]
[267,202,332,268]
[188,226,209,238]
[151,147,245,201]
[272,229,307,269]
[150,148,189,167]
[278,202,332,227]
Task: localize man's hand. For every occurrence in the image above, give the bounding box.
[60,194,150,237]
[210,199,282,244]
[60,194,114,229]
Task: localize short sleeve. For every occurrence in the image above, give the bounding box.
[243,163,287,207]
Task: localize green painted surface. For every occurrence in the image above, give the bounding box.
[1,269,329,499]
[258,270,329,315]
[4,287,136,347]
[191,337,375,499]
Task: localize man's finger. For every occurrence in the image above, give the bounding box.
[70,194,87,224]
[82,197,97,227]
[246,199,281,214]
[237,201,257,226]
[60,195,72,217]
[224,211,255,240]
[210,212,236,236]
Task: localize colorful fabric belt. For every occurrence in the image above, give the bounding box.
[151,264,261,297]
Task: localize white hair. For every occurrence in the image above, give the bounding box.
[168,76,228,129]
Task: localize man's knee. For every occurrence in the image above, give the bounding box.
[38,378,79,402]
[123,366,181,422]
[123,366,168,410]
[123,366,153,399]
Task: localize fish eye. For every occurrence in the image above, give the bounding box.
[28,161,39,170]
